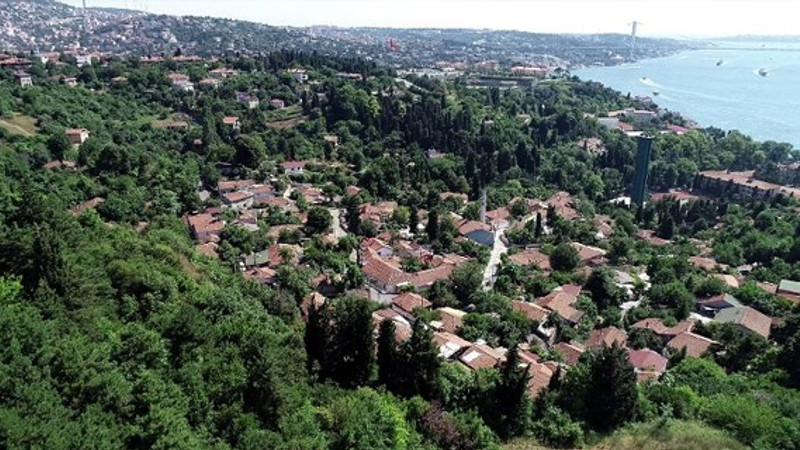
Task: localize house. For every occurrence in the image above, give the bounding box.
[199,78,222,89]
[391,292,432,319]
[777,280,800,303]
[75,54,92,67]
[695,170,800,200]
[458,219,494,246]
[439,192,469,204]
[697,293,742,316]
[434,307,467,334]
[323,135,340,147]
[361,252,461,294]
[185,213,226,243]
[65,128,90,145]
[635,229,671,247]
[209,67,237,79]
[486,208,511,228]
[511,300,550,324]
[250,184,276,204]
[217,179,255,194]
[632,318,693,340]
[667,332,719,358]
[196,242,219,259]
[300,292,327,321]
[236,92,260,109]
[62,77,78,87]
[527,361,555,399]
[222,116,241,131]
[16,71,33,87]
[458,343,505,371]
[578,137,605,155]
[545,191,578,221]
[372,308,413,343]
[241,244,302,269]
[585,326,628,349]
[689,256,728,272]
[359,202,398,228]
[288,68,308,83]
[571,242,607,267]
[221,191,254,211]
[269,98,286,109]
[552,342,585,366]
[281,161,307,176]
[433,331,472,359]
[172,80,195,93]
[345,185,362,197]
[509,248,551,272]
[714,274,740,289]
[243,267,277,285]
[714,306,771,339]
[628,348,668,375]
[43,160,77,171]
[535,285,584,324]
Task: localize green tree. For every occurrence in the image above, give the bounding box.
[648,281,695,320]
[450,261,484,305]
[325,296,375,388]
[585,344,637,432]
[584,267,626,311]
[376,320,400,391]
[48,132,72,162]
[426,208,440,242]
[550,243,580,272]
[305,207,333,235]
[491,344,531,438]
[399,319,441,400]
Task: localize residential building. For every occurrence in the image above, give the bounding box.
[511,300,550,324]
[16,71,32,87]
[217,179,255,194]
[535,285,583,324]
[434,307,467,334]
[458,343,505,371]
[628,348,668,376]
[695,170,800,200]
[269,98,286,109]
[585,326,628,349]
[571,242,608,267]
[222,116,241,131]
[172,79,195,93]
[288,68,308,83]
[221,191,254,210]
[75,54,92,67]
[199,78,222,89]
[714,306,771,339]
[508,248,551,272]
[65,128,90,145]
[391,292,432,319]
[433,331,471,359]
[667,332,719,358]
[697,293,742,316]
[236,92,260,109]
[62,77,77,87]
[281,160,307,176]
[777,280,800,303]
[552,342,585,366]
[185,213,226,243]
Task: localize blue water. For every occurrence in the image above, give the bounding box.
[574,42,800,147]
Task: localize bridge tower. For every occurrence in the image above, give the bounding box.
[629,21,639,61]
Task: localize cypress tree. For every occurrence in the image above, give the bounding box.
[492,344,531,439]
[585,343,637,432]
[534,212,543,237]
[377,319,400,391]
[400,320,441,400]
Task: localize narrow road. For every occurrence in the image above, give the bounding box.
[329,208,346,238]
[482,225,509,292]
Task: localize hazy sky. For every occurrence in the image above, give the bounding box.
[66,1,798,38]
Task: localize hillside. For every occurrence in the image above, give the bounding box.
[0,0,695,66]
[504,420,747,450]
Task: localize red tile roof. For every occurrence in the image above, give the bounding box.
[527,362,555,399]
[436,307,467,334]
[218,179,255,192]
[458,344,505,370]
[571,242,607,265]
[667,332,718,358]
[536,286,583,323]
[509,248,551,271]
[512,300,550,323]
[552,342,585,366]
[392,292,432,316]
[714,306,771,339]
[628,348,668,373]
[458,219,491,236]
[632,318,693,337]
[586,326,628,349]
[222,116,239,125]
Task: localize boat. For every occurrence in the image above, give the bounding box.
[652,90,660,96]
[759,67,769,77]
[716,59,723,66]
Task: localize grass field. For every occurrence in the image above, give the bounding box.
[0,114,39,136]
[503,420,746,450]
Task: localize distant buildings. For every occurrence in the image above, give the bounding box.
[695,170,800,199]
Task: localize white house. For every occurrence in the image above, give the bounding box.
[221,191,254,211]
[65,128,90,145]
[288,68,308,83]
[281,161,307,176]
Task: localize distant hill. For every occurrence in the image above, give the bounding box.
[0,0,695,66]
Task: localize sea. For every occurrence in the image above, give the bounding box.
[574,41,800,148]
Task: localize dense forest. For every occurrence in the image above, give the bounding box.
[1,49,800,449]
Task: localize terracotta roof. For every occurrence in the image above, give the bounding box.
[433,331,471,358]
[458,219,491,236]
[486,208,511,223]
[300,292,327,319]
[699,170,800,198]
[632,318,693,337]
[345,185,362,197]
[667,332,718,358]
[527,362,555,398]
[689,256,728,272]
[243,267,276,284]
[43,160,77,170]
[218,179,255,192]
[628,348,668,373]
[585,326,628,349]
[222,191,254,204]
[436,307,467,334]
[222,116,239,125]
[571,242,607,265]
[635,229,671,246]
[186,213,226,242]
[195,242,219,258]
[392,292,432,316]
[281,160,307,170]
[458,344,505,370]
[714,306,771,339]
[440,192,469,203]
[509,248,551,271]
[536,286,583,323]
[552,342,585,366]
[512,300,550,323]
[714,274,740,289]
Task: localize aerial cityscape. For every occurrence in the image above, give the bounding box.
[1,1,799,449]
